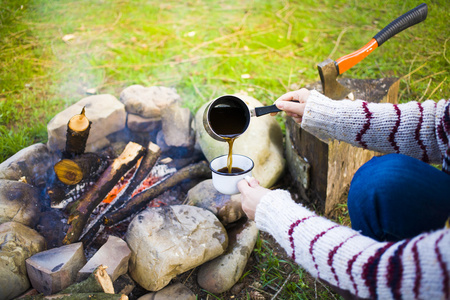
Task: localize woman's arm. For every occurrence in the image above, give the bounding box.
[255,189,450,300]
[276,89,449,164]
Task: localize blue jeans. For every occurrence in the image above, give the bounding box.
[347,154,450,242]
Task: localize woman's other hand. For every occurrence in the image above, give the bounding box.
[237,177,271,220]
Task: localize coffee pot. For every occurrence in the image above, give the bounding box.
[203,95,282,142]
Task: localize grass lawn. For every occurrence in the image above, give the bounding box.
[1,0,448,299]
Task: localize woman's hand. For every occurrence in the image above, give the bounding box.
[272,88,310,124]
[237,177,271,220]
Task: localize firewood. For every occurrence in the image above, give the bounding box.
[54,153,103,185]
[109,142,161,211]
[63,142,146,245]
[19,294,128,300]
[64,107,92,158]
[60,265,114,294]
[103,160,211,226]
[79,142,160,245]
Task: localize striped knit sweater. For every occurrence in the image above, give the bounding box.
[256,191,450,299]
[253,92,450,299]
[302,90,450,174]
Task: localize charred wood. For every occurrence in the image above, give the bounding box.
[62,142,146,245]
[79,142,161,245]
[103,160,211,226]
[109,142,161,212]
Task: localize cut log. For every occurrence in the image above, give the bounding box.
[286,78,399,217]
[54,153,103,185]
[103,160,211,226]
[64,107,92,158]
[19,293,128,300]
[61,265,114,294]
[63,142,146,245]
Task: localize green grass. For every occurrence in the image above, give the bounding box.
[0,0,448,298]
[1,0,448,163]
[250,235,340,299]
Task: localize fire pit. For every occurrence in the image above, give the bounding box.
[0,85,285,299]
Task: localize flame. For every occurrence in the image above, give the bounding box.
[102,157,162,204]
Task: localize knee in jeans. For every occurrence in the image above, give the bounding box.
[348,154,404,210]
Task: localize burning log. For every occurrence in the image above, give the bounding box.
[108,142,161,211]
[54,153,103,185]
[79,142,161,244]
[103,160,211,226]
[63,142,146,245]
[64,107,91,158]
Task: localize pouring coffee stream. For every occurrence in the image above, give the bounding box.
[204,95,287,173]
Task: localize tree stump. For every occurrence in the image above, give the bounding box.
[285,77,399,217]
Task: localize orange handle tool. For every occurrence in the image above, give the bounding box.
[335,3,428,75]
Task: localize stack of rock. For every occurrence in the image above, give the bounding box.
[0,85,286,299]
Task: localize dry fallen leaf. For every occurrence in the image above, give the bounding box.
[62,34,76,42]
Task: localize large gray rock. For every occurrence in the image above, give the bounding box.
[0,143,56,187]
[186,179,245,225]
[0,222,46,300]
[197,220,258,294]
[120,85,181,118]
[47,94,126,153]
[194,94,285,188]
[126,205,228,291]
[0,179,41,227]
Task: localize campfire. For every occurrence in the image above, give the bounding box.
[0,85,282,300]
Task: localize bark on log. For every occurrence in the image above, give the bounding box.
[20,293,127,300]
[64,107,91,159]
[54,153,103,185]
[60,265,114,294]
[63,142,146,245]
[103,160,211,226]
[79,142,161,245]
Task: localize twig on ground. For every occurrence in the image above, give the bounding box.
[249,285,274,297]
[316,279,338,300]
[275,2,296,40]
[328,27,348,59]
[418,78,432,102]
[315,278,317,299]
[183,267,197,284]
[190,77,206,102]
[428,77,447,100]
[444,38,450,65]
[271,272,292,300]
[401,62,427,81]
[412,70,447,84]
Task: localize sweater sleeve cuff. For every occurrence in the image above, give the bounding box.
[301,90,340,141]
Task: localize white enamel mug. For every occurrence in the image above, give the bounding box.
[209,154,254,195]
